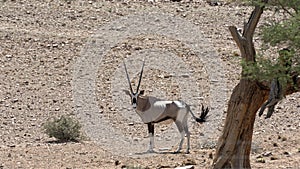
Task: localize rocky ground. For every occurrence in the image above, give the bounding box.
[0,0,299,168]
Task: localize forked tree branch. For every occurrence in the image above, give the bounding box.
[229,0,268,62]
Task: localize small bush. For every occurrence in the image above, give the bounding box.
[43,115,82,142]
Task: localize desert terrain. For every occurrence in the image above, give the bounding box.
[0,0,299,168]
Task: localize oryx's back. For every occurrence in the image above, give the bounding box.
[136,97,189,123]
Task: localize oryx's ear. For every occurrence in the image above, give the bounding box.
[139,90,145,95]
[123,89,131,96]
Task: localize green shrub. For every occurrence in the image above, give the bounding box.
[43,115,82,142]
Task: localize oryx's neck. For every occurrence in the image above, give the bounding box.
[136,96,151,112]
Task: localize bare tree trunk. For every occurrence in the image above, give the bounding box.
[212,0,300,167]
[212,2,268,168]
[213,80,269,168]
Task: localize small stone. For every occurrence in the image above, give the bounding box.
[254,131,260,135]
[263,151,272,157]
[181,74,190,78]
[11,99,18,103]
[208,1,223,6]
[281,137,287,141]
[208,152,213,159]
[90,16,97,20]
[175,165,194,169]
[270,156,278,160]
[114,160,120,165]
[197,96,204,100]
[128,122,134,126]
[256,157,265,163]
[164,75,173,78]
[256,155,263,158]
[159,147,171,151]
[134,46,142,50]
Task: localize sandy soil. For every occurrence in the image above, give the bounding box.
[0,0,299,168]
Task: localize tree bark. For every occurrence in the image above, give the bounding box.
[213,80,269,168]
[212,1,268,168]
[212,0,300,168]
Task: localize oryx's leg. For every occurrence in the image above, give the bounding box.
[147,123,155,153]
[175,109,190,154]
[174,120,185,153]
[183,118,191,154]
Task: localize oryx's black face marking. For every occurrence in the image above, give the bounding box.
[131,90,145,107]
[123,90,145,109]
[131,93,138,108]
[123,60,145,109]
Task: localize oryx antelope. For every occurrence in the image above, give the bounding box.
[123,60,209,154]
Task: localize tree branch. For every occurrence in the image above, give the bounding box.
[277,0,295,17]
[229,1,268,62]
[243,4,266,40]
[258,74,299,118]
[229,26,247,58]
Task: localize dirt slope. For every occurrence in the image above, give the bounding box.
[0,0,299,168]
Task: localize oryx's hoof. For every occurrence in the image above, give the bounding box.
[146,149,155,153]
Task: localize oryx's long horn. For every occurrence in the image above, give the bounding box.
[123,61,134,94]
[136,59,145,93]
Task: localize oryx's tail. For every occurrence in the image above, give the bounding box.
[187,104,209,123]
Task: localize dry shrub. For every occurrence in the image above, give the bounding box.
[43,115,82,142]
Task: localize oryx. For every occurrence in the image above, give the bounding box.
[123,60,209,154]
